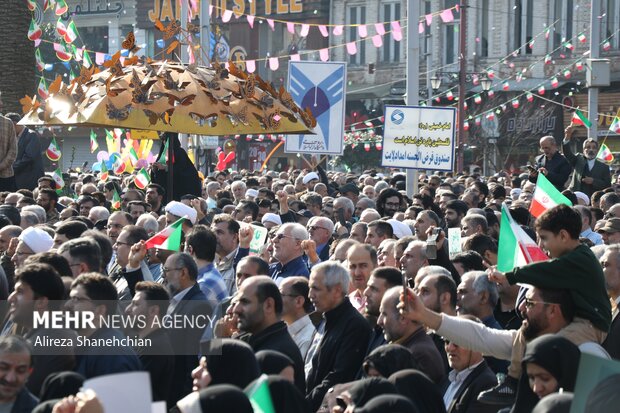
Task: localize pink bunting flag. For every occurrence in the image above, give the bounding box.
[247,15,254,28]
[287,22,295,34]
[246,60,256,73]
[209,5,213,16]
[440,9,454,23]
[426,14,433,26]
[372,35,383,48]
[34,38,41,47]
[346,42,357,55]
[300,24,310,37]
[419,22,424,34]
[318,25,329,37]
[358,25,367,38]
[269,57,279,70]
[375,23,385,36]
[290,54,300,61]
[391,21,402,41]
[319,48,329,61]
[188,45,195,64]
[95,52,105,65]
[267,19,275,31]
[222,9,233,22]
[333,25,343,36]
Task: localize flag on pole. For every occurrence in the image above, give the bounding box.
[111,189,121,210]
[35,49,45,72]
[571,109,592,128]
[89,130,99,153]
[37,77,48,99]
[144,217,185,250]
[55,0,68,15]
[134,168,151,189]
[100,161,109,181]
[529,173,573,218]
[128,147,139,165]
[83,51,93,68]
[53,42,72,62]
[597,143,614,164]
[497,204,548,272]
[245,375,275,413]
[56,19,67,38]
[28,19,42,41]
[114,158,128,174]
[157,139,169,163]
[46,138,62,161]
[51,167,65,189]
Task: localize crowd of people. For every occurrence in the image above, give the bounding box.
[0,109,619,413]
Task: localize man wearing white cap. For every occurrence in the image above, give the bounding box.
[302,172,320,192]
[165,201,197,234]
[261,213,282,230]
[12,227,53,267]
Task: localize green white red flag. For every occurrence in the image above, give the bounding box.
[46,138,61,161]
[134,168,151,189]
[497,204,548,272]
[100,161,109,182]
[609,111,620,134]
[597,143,614,164]
[529,173,573,218]
[35,49,45,72]
[144,217,185,251]
[55,0,68,15]
[28,19,42,41]
[245,375,275,413]
[111,190,121,210]
[51,168,64,189]
[90,130,99,153]
[64,21,79,44]
[571,109,592,127]
[37,78,48,99]
[128,147,139,165]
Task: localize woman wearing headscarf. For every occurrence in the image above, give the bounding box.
[509,334,580,413]
[256,350,295,383]
[192,339,260,391]
[332,377,399,413]
[176,384,253,413]
[388,369,447,413]
[354,394,419,413]
[150,134,202,201]
[362,344,417,378]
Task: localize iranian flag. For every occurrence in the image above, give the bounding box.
[100,161,109,182]
[111,189,121,210]
[529,173,573,218]
[609,112,620,134]
[55,0,68,15]
[114,158,128,174]
[90,130,99,153]
[56,19,67,38]
[35,49,45,72]
[53,42,72,62]
[134,168,151,189]
[64,21,79,44]
[597,143,614,164]
[144,217,185,251]
[51,168,64,189]
[28,19,42,41]
[571,109,592,127]
[497,204,549,272]
[37,77,48,99]
[46,138,61,161]
[245,375,275,413]
[128,147,139,165]
[157,138,169,163]
[83,51,93,68]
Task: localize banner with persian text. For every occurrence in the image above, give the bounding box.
[381,105,456,171]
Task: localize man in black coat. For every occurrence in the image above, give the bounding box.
[5,113,44,191]
[528,135,571,192]
[562,125,612,197]
[234,276,305,393]
[602,246,620,360]
[305,262,371,412]
[441,317,497,413]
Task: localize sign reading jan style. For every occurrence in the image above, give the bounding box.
[285,61,346,155]
[381,105,456,171]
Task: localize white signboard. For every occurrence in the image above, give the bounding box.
[285,61,346,155]
[382,105,456,171]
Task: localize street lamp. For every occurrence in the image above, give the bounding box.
[429,72,492,92]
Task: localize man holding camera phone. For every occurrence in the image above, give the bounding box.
[527,135,571,191]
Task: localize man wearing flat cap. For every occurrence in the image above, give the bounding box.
[339,182,360,205]
[600,218,620,245]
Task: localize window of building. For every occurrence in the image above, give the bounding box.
[509,0,533,55]
[347,4,366,66]
[551,0,573,52]
[443,0,460,65]
[603,0,619,49]
[422,0,432,57]
[477,0,490,57]
[381,1,401,63]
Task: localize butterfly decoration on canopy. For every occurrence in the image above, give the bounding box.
[122,31,141,55]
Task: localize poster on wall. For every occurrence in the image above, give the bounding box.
[285,61,346,155]
[381,105,456,171]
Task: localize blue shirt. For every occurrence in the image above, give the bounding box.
[581,228,603,245]
[269,255,310,286]
[197,263,228,307]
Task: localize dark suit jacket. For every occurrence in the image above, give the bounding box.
[603,308,620,360]
[441,360,497,413]
[10,387,38,413]
[563,141,611,196]
[13,128,43,190]
[167,283,209,406]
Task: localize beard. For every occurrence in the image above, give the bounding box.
[521,315,547,341]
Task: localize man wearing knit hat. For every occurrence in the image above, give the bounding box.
[11,227,53,267]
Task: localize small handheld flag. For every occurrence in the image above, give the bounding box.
[597,143,614,164]
[571,109,592,128]
[134,168,151,189]
[498,204,548,272]
[144,217,185,251]
[51,168,65,189]
[46,138,62,161]
[111,189,121,210]
[529,173,573,218]
[90,130,99,153]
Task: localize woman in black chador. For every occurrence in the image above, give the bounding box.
[150,134,202,201]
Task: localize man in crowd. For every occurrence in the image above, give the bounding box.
[0,336,38,412]
[185,226,227,309]
[563,124,611,197]
[347,244,377,313]
[280,276,316,359]
[35,188,59,225]
[528,135,571,192]
[270,223,309,285]
[364,220,393,249]
[211,214,250,295]
[58,237,103,277]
